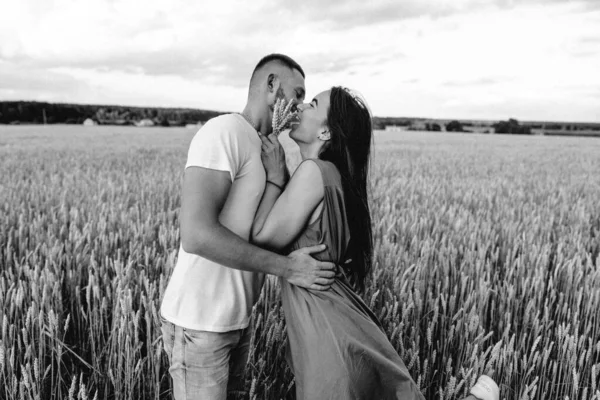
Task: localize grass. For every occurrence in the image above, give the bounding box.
[1,125,599,400]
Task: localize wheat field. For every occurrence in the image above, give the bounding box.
[1,125,599,400]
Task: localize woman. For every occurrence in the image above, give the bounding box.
[251,87,498,400]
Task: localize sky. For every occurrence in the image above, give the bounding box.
[1,0,599,122]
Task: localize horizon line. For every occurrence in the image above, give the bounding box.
[2,99,599,126]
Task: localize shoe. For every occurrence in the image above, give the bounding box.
[469,375,499,400]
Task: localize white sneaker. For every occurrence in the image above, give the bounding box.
[469,375,500,400]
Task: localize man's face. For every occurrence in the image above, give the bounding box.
[277,68,306,109]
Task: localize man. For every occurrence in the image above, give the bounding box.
[160,54,337,400]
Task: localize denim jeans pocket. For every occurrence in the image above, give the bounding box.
[181,328,242,388]
[160,317,176,362]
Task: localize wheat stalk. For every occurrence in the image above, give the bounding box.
[271,98,296,136]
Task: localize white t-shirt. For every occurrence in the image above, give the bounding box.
[160,113,266,332]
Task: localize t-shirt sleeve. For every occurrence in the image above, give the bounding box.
[185,120,244,182]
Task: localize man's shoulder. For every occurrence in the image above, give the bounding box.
[201,113,245,133]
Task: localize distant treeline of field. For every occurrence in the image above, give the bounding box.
[2,100,600,137]
[379,117,600,137]
[0,101,226,126]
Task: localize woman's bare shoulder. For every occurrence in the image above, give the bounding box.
[287,159,324,196]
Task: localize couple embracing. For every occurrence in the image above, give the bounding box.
[159,54,499,400]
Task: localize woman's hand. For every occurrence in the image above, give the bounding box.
[259,133,288,187]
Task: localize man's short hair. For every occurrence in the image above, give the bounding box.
[251,54,305,80]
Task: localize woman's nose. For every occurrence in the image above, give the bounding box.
[296,103,308,112]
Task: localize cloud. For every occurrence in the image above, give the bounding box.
[260,0,600,31]
[442,77,514,87]
[0,61,90,102]
[260,1,459,30]
[300,51,406,76]
[568,33,600,58]
[579,36,600,44]
[7,46,260,88]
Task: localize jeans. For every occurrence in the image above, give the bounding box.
[160,317,251,400]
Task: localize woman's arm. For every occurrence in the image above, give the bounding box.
[251,159,324,251]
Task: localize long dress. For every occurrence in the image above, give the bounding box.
[281,159,425,400]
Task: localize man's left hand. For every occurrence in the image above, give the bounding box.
[259,133,288,186]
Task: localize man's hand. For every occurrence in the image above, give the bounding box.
[259,133,288,187]
[286,244,337,290]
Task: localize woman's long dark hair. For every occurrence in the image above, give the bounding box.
[319,86,373,293]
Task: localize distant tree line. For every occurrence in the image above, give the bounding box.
[4,102,592,137]
[445,120,463,132]
[493,118,531,134]
[372,117,413,130]
[0,101,226,126]
[443,119,531,134]
[1,102,422,131]
[425,123,442,132]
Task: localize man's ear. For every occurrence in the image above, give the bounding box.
[267,73,279,93]
[266,73,281,111]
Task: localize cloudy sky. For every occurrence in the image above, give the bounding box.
[1,0,599,122]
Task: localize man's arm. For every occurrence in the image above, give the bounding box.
[180,166,335,290]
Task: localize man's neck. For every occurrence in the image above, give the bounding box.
[241,103,269,134]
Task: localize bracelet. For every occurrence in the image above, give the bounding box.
[266,180,284,191]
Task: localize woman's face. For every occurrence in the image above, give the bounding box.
[289,90,331,144]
